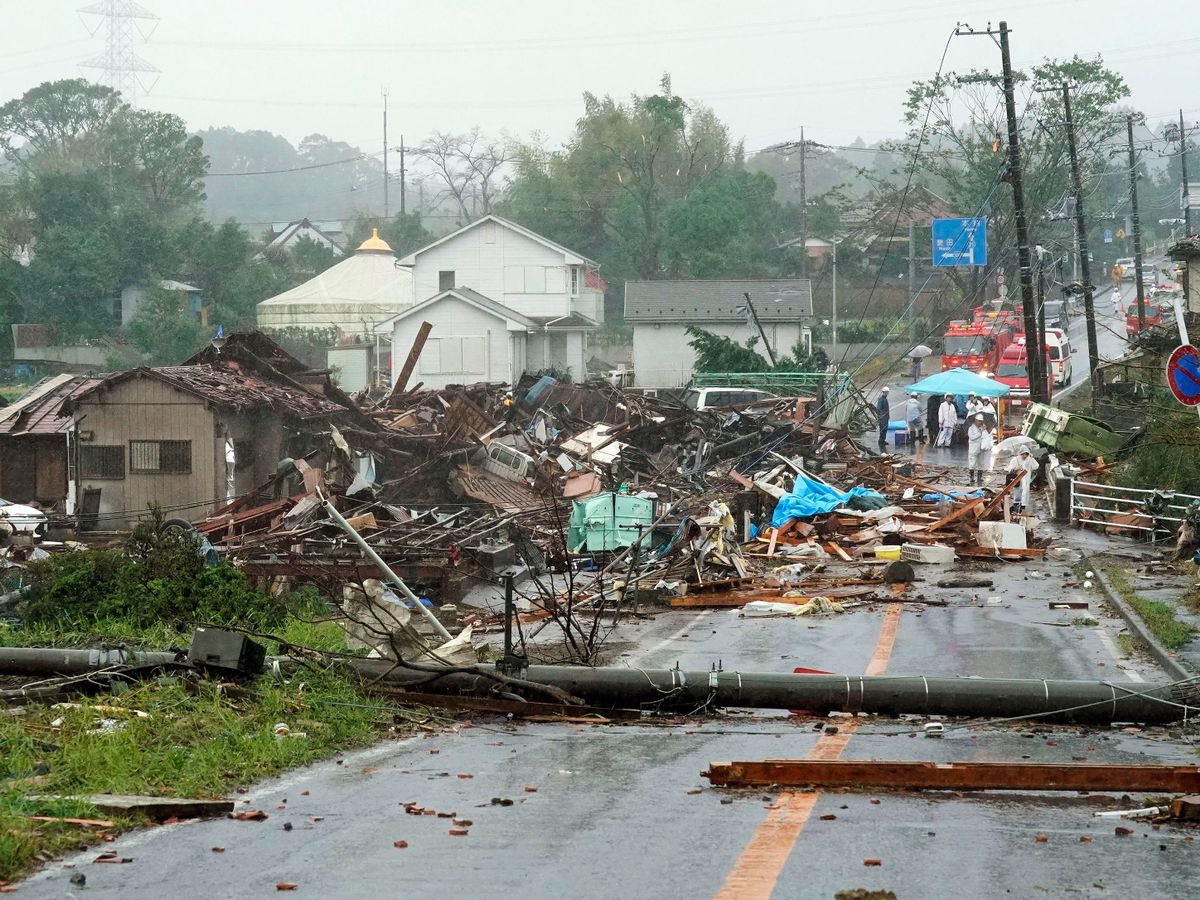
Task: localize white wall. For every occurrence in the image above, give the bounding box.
[632,322,803,389]
[389,296,513,389]
[411,222,572,317]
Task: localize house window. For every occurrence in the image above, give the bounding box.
[80,445,125,480]
[129,440,192,474]
[439,270,455,291]
[571,267,582,295]
[419,336,488,375]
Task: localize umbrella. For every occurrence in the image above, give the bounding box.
[909,344,933,358]
[908,367,1010,397]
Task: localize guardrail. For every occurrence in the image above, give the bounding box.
[1071,477,1200,540]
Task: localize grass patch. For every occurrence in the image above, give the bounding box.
[1116,633,1136,656]
[1103,566,1198,650]
[0,616,407,881]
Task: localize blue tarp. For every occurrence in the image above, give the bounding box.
[770,473,885,527]
[921,488,985,503]
[908,367,1010,397]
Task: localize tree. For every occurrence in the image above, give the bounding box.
[377,211,432,258]
[662,169,784,278]
[894,55,1129,292]
[502,76,751,319]
[288,233,339,279]
[0,78,123,166]
[125,284,208,365]
[417,128,510,223]
[105,108,208,208]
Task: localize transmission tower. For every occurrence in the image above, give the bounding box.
[79,0,160,103]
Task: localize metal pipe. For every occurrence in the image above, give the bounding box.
[343,663,1199,725]
[320,498,453,641]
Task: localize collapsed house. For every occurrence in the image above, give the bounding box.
[63,333,361,531]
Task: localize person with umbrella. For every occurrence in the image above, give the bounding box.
[1007,446,1039,512]
[967,414,993,485]
[909,344,932,382]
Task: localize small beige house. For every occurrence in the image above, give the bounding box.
[67,363,348,530]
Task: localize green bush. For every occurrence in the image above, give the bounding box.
[22,518,286,630]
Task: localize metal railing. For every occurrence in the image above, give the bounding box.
[1071,478,1200,540]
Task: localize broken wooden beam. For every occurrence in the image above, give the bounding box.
[702,760,1200,792]
[924,499,984,532]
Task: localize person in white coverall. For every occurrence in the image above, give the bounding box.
[966,414,993,485]
[936,394,958,447]
[1007,447,1039,510]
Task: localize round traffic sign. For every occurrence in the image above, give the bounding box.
[1167,344,1200,406]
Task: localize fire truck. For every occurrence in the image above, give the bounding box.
[940,320,1013,373]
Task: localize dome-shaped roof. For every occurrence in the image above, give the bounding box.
[356,227,392,253]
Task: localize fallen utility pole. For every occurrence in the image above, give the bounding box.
[741,292,777,367]
[343,663,1199,725]
[1127,114,1147,332]
[2,647,1195,725]
[703,759,1200,793]
[0,647,179,676]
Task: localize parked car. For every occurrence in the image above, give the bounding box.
[682,387,776,410]
[1115,258,1136,280]
[989,344,1054,408]
[0,498,48,538]
[1016,329,1073,387]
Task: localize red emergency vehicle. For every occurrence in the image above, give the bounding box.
[940,320,1013,373]
[990,343,1054,407]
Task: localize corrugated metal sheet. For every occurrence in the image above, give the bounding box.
[0,376,102,436]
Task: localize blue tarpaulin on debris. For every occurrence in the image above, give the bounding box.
[770,473,885,527]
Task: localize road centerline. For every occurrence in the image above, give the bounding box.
[713,603,902,900]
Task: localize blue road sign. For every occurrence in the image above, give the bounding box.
[1103,228,1114,244]
[931,217,988,267]
[1167,344,1200,406]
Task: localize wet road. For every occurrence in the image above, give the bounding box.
[18,523,1200,899]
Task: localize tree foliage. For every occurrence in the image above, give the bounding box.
[0,79,313,357]
[893,55,1129,289]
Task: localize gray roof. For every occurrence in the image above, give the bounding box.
[624,279,813,322]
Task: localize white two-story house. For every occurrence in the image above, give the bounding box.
[374,215,605,389]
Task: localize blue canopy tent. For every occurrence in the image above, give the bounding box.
[907,367,1010,397]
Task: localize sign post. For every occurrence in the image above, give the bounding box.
[932,217,988,268]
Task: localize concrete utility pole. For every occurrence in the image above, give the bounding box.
[831,240,839,362]
[1127,115,1146,332]
[741,292,777,366]
[1180,109,1192,236]
[996,22,1045,402]
[959,21,1046,401]
[908,222,918,345]
[400,134,407,216]
[799,125,808,278]
[382,88,390,219]
[1062,84,1100,396]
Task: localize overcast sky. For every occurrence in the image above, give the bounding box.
[2,0,1196,154]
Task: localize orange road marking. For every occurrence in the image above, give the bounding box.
[713,603,902,900]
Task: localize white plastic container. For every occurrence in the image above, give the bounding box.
[901,543,956,564]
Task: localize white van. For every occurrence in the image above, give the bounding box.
[1018,329,1073,386]
[682,387,776,410]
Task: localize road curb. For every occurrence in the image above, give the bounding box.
[1088,556,1193,682]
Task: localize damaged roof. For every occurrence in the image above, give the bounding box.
[0,375,102,436]
[624,279,813,322]
[72,364,349,421]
